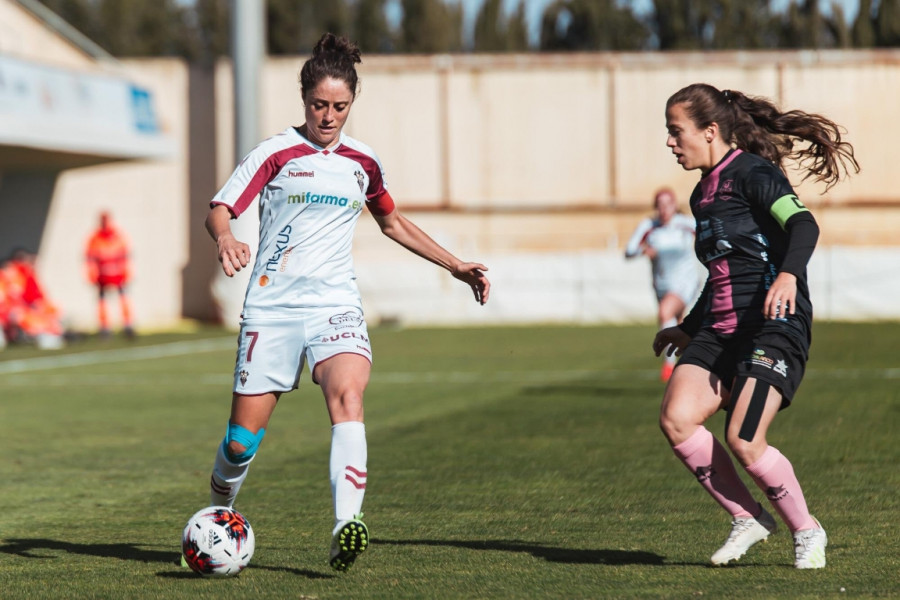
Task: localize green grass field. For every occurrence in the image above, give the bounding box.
[0,322,897,599]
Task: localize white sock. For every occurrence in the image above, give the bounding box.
[330,421,367,533]
[210,441,253,507]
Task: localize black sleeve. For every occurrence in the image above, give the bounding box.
[678,279,710,338]
[779,211,819,277]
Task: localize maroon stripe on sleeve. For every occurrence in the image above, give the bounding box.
[333,145,386,200]
[231,145,318,216]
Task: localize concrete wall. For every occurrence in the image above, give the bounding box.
[25,50,900,332]
[36,58,191,331]
[260,51,900,209]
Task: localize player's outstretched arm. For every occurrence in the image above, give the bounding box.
[206,204,251,277]
[373,209,490,305]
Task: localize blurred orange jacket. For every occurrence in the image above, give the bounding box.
[86,226,130,286]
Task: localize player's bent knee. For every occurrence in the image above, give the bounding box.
[224,422,266,463]
[725,435,759,466]
[658,412,675,436]
[659,411,692,444]
[659,397,696,435]
[326,389,364,418]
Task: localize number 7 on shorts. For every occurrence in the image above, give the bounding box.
[244,331,259,362]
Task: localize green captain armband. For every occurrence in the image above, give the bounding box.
[770,194,809,229]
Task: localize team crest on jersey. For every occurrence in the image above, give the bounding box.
[354,170,365,193]
[239,370,249,386]
[719,179,734,201]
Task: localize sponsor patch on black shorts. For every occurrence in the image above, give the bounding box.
[678,325,809,406]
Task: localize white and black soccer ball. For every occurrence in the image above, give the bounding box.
[182,506,255,577]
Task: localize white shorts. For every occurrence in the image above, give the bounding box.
[232,306,372,395]
[655,279,700,306]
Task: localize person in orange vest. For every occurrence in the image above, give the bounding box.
[85,212,134,338]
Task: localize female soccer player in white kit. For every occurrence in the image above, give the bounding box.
[625,188,699,381]
[203,33,490,572]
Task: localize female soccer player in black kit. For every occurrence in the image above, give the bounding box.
[653,83,858,569]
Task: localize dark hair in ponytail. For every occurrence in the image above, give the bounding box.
[667,83,859,190]
[299,33,362,100]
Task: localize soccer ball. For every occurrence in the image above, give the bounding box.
[182,506,255,577]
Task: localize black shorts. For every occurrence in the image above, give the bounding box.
[678,324,810,407]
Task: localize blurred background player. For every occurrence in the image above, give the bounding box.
[625,187,699,381]
[201,33,490,573]
[85,211,134,338]
[0,249,65,349]
[653,83,858,569]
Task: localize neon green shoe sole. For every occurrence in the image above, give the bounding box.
[329,518,369,572]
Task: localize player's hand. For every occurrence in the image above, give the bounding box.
[452,262,490,305]
[216,235,251,277]
[653,326,690,358]
[641,244,658,259]
[764,272,798,320]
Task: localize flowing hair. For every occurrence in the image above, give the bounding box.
[667,83,859,190]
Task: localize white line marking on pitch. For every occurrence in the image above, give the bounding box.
[2,339,896,383]
[0,337,235,374]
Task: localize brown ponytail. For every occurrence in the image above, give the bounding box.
[667,83,859,190]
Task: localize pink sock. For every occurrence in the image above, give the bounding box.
[745,446,817,532]
[672,426,759,518]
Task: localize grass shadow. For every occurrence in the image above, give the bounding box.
[0,537,174,563]
[0,538,333,579]
[239,564,334,579]
[378,538,665,565]
[156,564,333,579]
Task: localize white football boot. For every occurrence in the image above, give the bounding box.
[711,506,777,565]
[793,517,827,569]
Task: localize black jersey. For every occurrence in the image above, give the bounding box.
[680,149,814,339]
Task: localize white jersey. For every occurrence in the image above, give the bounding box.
[625,212,698,301]
[212,127,395,317]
